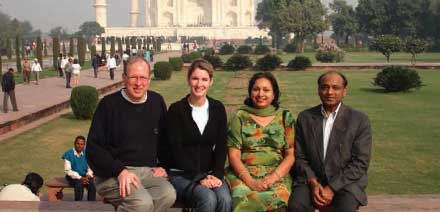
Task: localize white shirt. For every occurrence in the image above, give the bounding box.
[63,148,94,179]
[0,184,40,201]
[321,103,342,159]
[72,64,81,74]
[190,100,209,134]
[60,58,69,69]
[31,63,42,72]
[107,57,117,69]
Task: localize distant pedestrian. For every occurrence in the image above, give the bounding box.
[2,68,18,113]
[64,58,73,88]
[60,55,69,79]
[22,58,32,84]
[57,53,64,78]
[72,59,81,87]
[122,50,130,74]
[92,54,100,78]
[31,59,42,85]
[107,54,117,80]
[144,48,151,63]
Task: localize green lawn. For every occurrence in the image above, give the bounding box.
[1,70,439,194]
[220,52,440,64]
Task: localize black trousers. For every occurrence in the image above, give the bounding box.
[109,68,115,80]
[65,176,96,201]
[65,72,72,88]
[58,67,64,77]
[288,184,359,212]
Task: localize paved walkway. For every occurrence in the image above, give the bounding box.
[0,51,181,140]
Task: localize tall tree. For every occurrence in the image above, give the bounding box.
[52,37,60,70]
[90,45,96,66]
[69,37,74,57]
[101,37,106,56]
[125,37,130,50]
[76,21,104,46]
[329,0,358,45]
[77,36,86,66]
[356,0,420,38]
[117,37,123,55]
[277,0,327,52]
[62,41,67,56]
[49,26,70,40]
[15,35,22,73]
[110,36,116,56]
[36,36,43,67]
[6,37,12,59]
[256,0,288,49]
[43,39,48,57]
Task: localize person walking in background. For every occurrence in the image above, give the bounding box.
[92,54,100,78]
[122,50,130,74]
[60,55,69,79]
[0,172,44,201]
[31,58,42,85]
[72,59,81,87]
[57,53,64,78]
[64,58,73,88]
[2,68,18,113]
[22,58,32,84]
[62,136,96,201]
[107,54,117,80]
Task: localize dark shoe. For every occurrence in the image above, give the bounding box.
[13,109,19,112]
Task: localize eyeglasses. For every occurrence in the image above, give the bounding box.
[126,75,150,82]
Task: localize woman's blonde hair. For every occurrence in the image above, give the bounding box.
[187,59,214,80]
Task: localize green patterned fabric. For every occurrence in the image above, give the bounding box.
[225,109,296,212]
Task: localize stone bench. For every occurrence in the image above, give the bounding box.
[45,176,72,201]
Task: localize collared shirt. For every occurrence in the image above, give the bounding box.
[121,89,148,104]
[63,148,93,179]
[107,57,117,69]
[189,99,209,134]
[321,103,342,159]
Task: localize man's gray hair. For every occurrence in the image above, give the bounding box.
[124,56,151,75]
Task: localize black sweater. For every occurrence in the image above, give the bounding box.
[164,96,228,179]
[86,90,167,178]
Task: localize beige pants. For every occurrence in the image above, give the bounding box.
[95,167,176,212]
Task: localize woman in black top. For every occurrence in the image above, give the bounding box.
[166,59,231,212]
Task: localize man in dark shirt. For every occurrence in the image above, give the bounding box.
[2,68,18,113]
[86,56,176,212]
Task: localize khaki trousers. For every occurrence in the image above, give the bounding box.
[3,90,18,112]
[95,167,176,212]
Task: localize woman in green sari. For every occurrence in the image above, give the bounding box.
[226,72,295,212]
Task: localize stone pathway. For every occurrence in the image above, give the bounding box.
[0,51,181,140]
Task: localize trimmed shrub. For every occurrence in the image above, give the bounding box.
[153,61,173,80]
[202,48,215,56]
[236,45,253,54]
[181,51,203,63]
[224,54,253,71]
[70,86,99,120]
[219,44,235,55]
[202,55,223,69]
[315,43,345,63]
[370,35,402,62]
[283,43,297,53]
[287,56,312,70]
[254,45,271,55]
[255,54,282,71]
[373,66,423,92]
[168,57,184,71]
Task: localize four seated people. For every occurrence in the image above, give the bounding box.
[0,57,371,212]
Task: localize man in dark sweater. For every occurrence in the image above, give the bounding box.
[2,68,18,113]
[86,57,176,212]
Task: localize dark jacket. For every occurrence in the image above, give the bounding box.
[1,72,15,92]
[164,96,227,179]
[294,103,372,205]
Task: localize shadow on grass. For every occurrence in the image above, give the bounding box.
[359,87,388,93]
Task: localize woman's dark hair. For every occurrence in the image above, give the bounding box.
[244,72,280,109]
[73,58,79,64]
[22,172,43,195]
